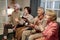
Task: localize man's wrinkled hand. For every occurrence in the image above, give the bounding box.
[35,37,45,40]
[15,18,19,22]
[29,24,35,28]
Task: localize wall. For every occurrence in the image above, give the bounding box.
[8,0,30,9]
[17,0,30,8]
[0,0,6,34]
[0,0,30,34]
[0,0,30,28]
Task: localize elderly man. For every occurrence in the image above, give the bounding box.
[2,6,21,40]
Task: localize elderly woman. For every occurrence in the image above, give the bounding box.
[22,7,46,40]
[35,10,59,40]
[15,7,33,40]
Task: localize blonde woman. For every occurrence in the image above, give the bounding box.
[35,10,59,40]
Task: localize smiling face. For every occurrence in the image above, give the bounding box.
[37,7,44,17]
[45,10,56,22]
[45,14,52,22]
[24,8,28,14]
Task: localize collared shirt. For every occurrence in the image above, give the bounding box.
[18,14,34,25]
[42,21,58,40]
[23,14,34,23]
[10,10,21,26]
[33,16,47,31]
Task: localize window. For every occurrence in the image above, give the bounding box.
[47,1,53,9]
[54,1,60,9]
[40,0,60,22]
[55,10,60,17]
[40,2,45,8]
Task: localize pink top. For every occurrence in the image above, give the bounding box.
[42,22,59,40]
